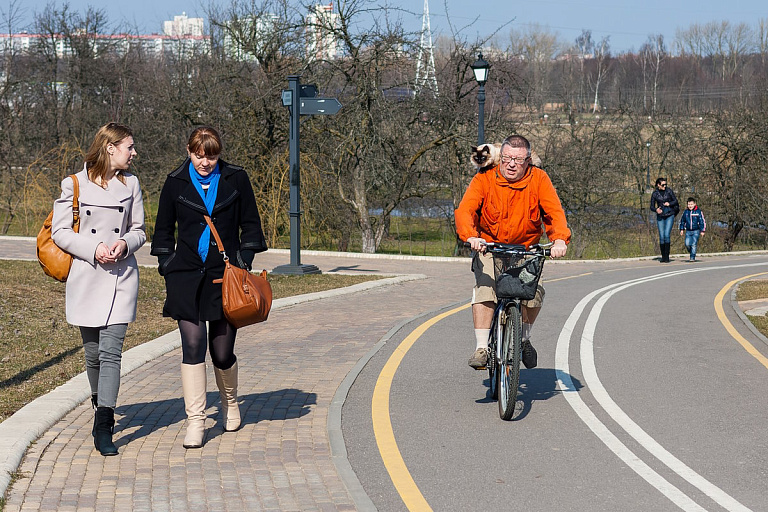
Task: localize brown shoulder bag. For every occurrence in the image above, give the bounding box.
[37,175,80,282]
[205,215,272,328]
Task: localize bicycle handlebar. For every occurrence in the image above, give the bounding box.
[463,241,551,257]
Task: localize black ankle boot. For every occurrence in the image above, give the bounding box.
[94,407,118,456]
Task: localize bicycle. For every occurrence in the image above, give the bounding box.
[473,242,550,420]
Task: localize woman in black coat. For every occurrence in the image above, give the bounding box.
[151,126,266,448]
[650,177,679,263]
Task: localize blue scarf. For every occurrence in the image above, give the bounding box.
[189,161,221,262]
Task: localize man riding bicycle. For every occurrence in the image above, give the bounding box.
[455,134,570,370]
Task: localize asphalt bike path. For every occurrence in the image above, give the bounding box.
[343,253,768,511]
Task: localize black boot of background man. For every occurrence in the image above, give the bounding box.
[94,407,118,456]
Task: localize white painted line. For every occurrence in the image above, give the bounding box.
[557,262,768,511]
[556,282,708,512]
[581,270,752,512]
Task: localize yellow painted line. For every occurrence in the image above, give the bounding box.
[371,302,470,511]
[715,272,768,369]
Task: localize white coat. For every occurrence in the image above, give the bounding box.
[51,166,146,327]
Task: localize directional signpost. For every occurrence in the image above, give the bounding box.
[273,75,342,275]
[300,98,342,115]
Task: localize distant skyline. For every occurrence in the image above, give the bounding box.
[3,0,767,53]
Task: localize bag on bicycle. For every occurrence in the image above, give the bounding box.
[495,256,542,300]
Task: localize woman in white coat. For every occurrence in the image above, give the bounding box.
[51,122,146,456]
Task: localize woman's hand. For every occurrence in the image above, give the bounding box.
[95,243,113,264]
[108,240,128,260]
[95,240,127,264]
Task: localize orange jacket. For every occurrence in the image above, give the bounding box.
[455,165,571,248]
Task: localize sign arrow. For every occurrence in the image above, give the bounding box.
[300,98,342,115]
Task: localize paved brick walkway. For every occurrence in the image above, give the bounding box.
[1,238,474,511]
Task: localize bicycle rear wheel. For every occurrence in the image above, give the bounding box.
[498,303,522,420]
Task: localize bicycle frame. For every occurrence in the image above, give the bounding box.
[480,242,550,419]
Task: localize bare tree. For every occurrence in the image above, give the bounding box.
[700,109,768,250]
[638,34,665,115]
[758,18,768,67]
[574,29,593,111]
[509,23,563,112]
[590,36,610,113]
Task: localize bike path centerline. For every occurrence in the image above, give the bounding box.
[371,302,470,512]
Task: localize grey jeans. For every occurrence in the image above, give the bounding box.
[80,324,127,409]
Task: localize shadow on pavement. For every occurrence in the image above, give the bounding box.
[327,264,382,273]
[113,389,317,445]
[477,368,584,421]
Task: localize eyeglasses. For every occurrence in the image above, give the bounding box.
[500,155,529,165]
[659,183,667,187]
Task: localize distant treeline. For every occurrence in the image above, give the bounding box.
[1,1,767,257]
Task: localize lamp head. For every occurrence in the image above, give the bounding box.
[471,53,490,85]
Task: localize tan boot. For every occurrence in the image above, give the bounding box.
[180,363,207,448]
[214,361,241,431]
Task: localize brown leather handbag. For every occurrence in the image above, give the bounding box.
[37,175,80,282]
[205,215,272,328]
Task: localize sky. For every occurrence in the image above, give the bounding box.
[3,0,767,53]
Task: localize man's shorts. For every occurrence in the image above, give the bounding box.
[471,250,545,308]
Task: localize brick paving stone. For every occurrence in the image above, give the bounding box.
[2,238,484,511]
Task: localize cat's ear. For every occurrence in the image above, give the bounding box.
[471,146,478,152]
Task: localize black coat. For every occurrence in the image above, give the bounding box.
[650,187,679,219]
[150,158,267,321]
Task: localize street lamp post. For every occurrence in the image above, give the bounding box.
[471,53,490,146]
[646,141,651,189]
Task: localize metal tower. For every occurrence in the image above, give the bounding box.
[414,0,438,96]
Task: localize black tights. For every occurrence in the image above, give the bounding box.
[178,318,237,369]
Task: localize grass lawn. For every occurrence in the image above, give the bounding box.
[735,279,768,340]
[0,260,381,421]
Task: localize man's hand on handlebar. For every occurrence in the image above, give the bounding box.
[550,239,567,258]
[467,237,487,253]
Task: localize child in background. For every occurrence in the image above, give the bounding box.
[679,197,706,262]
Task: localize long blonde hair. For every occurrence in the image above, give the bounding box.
[85,122,133,187]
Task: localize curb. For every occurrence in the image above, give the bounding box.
[730,281,768,350]
[0,273,426,498]
[327,300,467,512]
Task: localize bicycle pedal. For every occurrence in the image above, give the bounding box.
[474,365,487,371]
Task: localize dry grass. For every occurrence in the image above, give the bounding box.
[736,279,768,339]
[735,279,768,301]
[0,260,380,421]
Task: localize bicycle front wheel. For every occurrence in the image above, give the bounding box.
[498,303,522,420]
[488,315,500,400]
